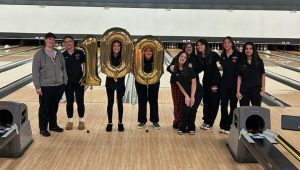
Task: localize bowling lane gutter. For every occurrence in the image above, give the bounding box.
[0,46,42,59]
[0,74,32,99]
[0,57,33,73]
[262,59,300,73]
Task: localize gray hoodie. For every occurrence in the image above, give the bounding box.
[32,48,68,89]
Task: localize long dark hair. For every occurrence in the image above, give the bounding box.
[174,51,189,73]
[196,39,212,64]
[111,40,122,58]
[242,42,260,66]
[182,42,195,57]
[222,36,238,54]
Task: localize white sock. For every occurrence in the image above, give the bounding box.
[68,118,73,122]
[79,117,84,122]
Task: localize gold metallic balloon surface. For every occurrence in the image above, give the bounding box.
[100,27,133,78]
[134,35,164,85]
[80,35,101,86]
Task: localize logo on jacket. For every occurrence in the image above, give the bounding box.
[232,56,237,62]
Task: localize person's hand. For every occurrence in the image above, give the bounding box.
[36,88,42,96]
[236,92,243,100]
[185,96,191,107]
[170,65,175,72]
[260,89,265,97]
[211,85,218,92]
[188,63,193,68]
[190,96,195,107]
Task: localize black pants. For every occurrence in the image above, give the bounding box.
[106,84,125,123]
[135,81,160,123]
[38,84,65,131]
[180,87,203,131]
[65,83,85,118]
[240,86,262,106]
[202,87,220,126]
[220,87,237,130]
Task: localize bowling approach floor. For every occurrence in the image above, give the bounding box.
[0,86,300,170]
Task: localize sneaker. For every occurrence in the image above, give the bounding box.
[153,122,160,130]
[178,130,184,135]
[118,123,124,132]
[138,122,146,129]
[224,130,230,135]
[203,124,212,130]
[189,131,195,135]
[219,129,225,133]
[49,126,64,132]
[200,123,207,129]
[78,121,85,130]
[40,130,51,137]
[65,122,73,130]
[106,123,113,132]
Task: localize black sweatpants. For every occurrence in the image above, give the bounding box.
[240,86,262,106]
[135,81,160,123]
[38,84,65,131]
[180,87,203,132]
[65,83,85,118]
[202,87,220,126]
[106,84,125,123]
[220,87,237,130]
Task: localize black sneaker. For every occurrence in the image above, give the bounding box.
[118,123,124,132]
[49,126,64,132]
[137,122,146,129]
[178,130,184,135]
[203,124,212,130]
[40,130,51,137]
[153,122,160,130]
[106,124,113,132]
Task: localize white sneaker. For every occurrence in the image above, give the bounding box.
[200,123,206,129]
[219,129,225,133]
[203,124,211,130]
[224,130,230,135]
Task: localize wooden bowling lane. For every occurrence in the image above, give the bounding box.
[0,46,36,56]
[1,86,299,169]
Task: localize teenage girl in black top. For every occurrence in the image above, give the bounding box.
[135,47,161,129]
[237,42,266,106]
[219,36,242,134]
[105,40,126,132]
[173,51,202,135]
[196,39,221,130]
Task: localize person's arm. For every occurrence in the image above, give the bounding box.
[236,75,243,100]
[190,78,196,107]
[61,53,68,85]
[32,52,42,95]
[260,74,266,96]
[176,82,191,107]
[80,51,86,85]
[166,57,176,73]
[211,52,221,91]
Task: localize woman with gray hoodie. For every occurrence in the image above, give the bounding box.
[32,32,68,137]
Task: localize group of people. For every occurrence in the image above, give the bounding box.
[32,32,265,137]
[168,37,265,135]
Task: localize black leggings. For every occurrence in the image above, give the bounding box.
[65,83,85,118]
[106,85,125,123]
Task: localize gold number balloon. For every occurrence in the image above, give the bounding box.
[100,27,133,78]
[80,35,101,86]
[134,35,164,85]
